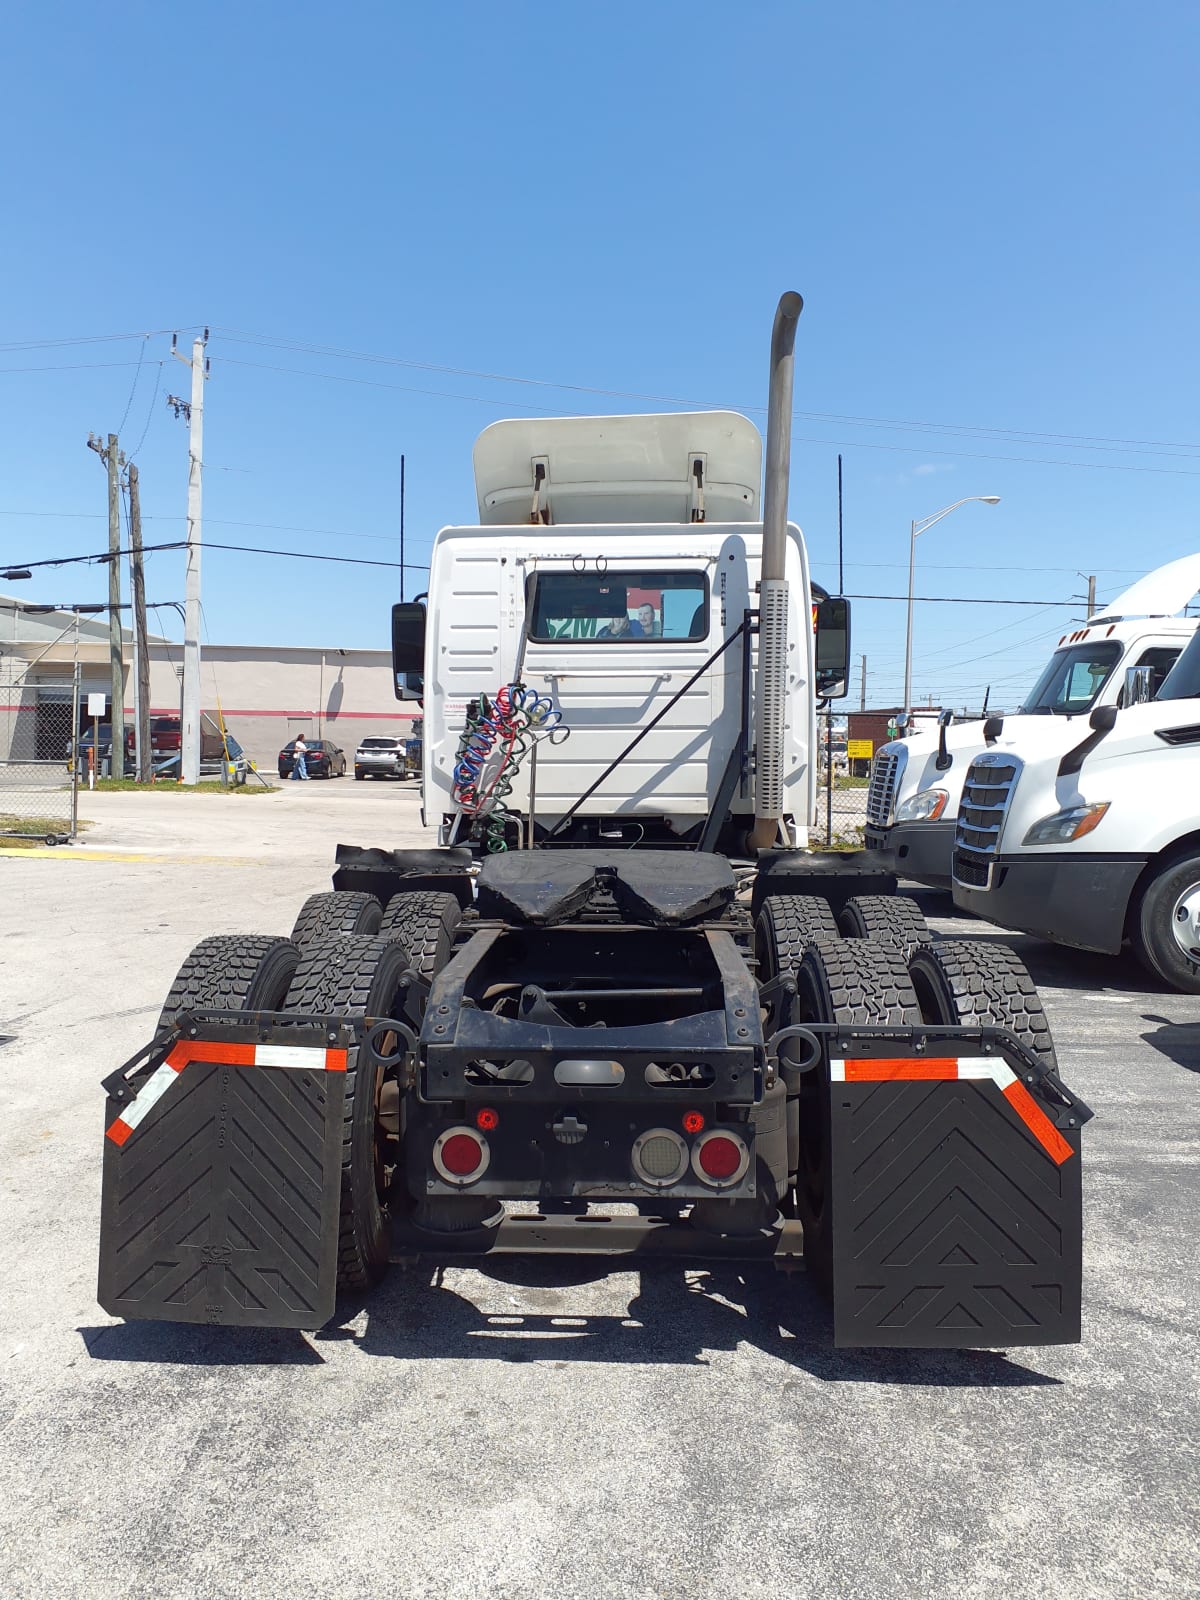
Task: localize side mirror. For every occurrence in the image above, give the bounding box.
[814,596,850,699]
[391,602,426,702]
[1090,703,1118,734]
[983,715,1004,745]
[1123,665,1154,707]
[938,708,955,729]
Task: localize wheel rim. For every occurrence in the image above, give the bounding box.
[1170,882,1200,962]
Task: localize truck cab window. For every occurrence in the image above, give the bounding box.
[1018,642,1121,715]
[527,571,708,643]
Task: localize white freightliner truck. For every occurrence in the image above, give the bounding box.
[97,296,1090,1350]
[863,555,1200,887]
[952,619,1200,992]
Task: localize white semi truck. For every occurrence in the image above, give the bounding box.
[863,555,1200,887]
[951,619,1200,991]
[98,296,1090,1351]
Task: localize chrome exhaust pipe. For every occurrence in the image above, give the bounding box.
[749,291,803,851]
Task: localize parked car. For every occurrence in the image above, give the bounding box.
[354,736,409,780]
[70,724,135,775]
[278,737,347,779]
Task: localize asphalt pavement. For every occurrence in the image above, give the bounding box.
[1,782,1197,1600]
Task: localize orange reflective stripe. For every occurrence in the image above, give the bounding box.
[324,1048,348,1072]
[105,1118,133,1147]
[1002,1080,1075,1166]
[841,1057,960,1081]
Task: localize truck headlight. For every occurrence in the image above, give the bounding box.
[895,788,949,823]
[1022,802,1110,846]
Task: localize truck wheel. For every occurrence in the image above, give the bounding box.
[908,940,1059,1071]
[838,894,931,947]
[1132,852,1200,994]
[284,935,413,1291]
[291,890,383,945]
[380,890,463,997]
[788,939,922,1294]
[755,894,838,980]
[157,934,300,1032]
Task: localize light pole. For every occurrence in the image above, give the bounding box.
[903,496,1001,724]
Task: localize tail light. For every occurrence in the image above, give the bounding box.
[691,1130,750,1188]
[631,1127,688,1188]
[433,1126,490,1186]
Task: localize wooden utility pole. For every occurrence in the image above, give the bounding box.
[127,464,152,782]
[1086,574,1096,616]
[859,654,867,712]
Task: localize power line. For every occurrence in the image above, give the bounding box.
[220,353,1200,478]
[213,325,1200,459]
[127,361,164,461]
[115,340,147,434]
[0,326,201,353]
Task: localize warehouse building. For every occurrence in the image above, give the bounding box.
[0,596,412,769]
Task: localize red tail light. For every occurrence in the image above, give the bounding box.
[691,1130,749,1187]
[475,1107,499,1131]
[433,1126,490,1185]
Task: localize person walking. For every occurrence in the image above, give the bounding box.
[291,734,309,780]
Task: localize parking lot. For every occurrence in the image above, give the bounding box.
[1,782,1197,1600]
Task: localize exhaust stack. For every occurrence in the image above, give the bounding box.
[749,291,803,852]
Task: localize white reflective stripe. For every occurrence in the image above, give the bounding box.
[120,1061,183,1131]
[255,1044,330,1070]
[829,1060,847,1081]
[956,1057,1017,1088]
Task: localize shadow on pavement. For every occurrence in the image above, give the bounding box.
[319,1259,1060,1387]
[1140,1016,1200,1074]
[77,1321,325,1364]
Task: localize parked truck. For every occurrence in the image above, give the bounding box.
[863,557,1200,887]
[98,296,1089,1349]
[952,619,1200,992]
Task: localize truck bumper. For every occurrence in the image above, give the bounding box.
[953,852,1148,954]
[865,821,956,889]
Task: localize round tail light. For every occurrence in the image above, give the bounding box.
[631,1127,688,1188]
[691,1130,750,1188]
[433,1126,490,1186]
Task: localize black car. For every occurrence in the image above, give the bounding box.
[278,737,347,779]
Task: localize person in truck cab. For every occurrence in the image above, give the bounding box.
[599,614,643,639]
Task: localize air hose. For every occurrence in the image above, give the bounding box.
[451,683,567,851]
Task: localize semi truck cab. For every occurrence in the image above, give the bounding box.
[864,554,1200,887]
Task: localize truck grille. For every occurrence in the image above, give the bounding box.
[866,744,907,827]
[952,753,1022,889]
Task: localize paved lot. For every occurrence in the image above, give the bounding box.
[1,784,1197,1600]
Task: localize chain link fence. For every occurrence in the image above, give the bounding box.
[0,661,79,843]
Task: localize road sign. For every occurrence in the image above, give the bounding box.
[847,739,874,759]
[87,693,106,718]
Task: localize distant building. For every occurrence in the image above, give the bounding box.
[0,595,410,767]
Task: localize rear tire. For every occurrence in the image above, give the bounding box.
[1132,851,1200,993]
[755,894,838,983]
[284,935,413,1291]
[291,890,383,945]
[380,890,463,1007]
[787,938,922,1293]
[908,940,1058,1071]
[838,893,931,947]
[158,934,300,1033]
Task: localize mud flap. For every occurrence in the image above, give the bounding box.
[98,1016,351,1329]
[828,1049,1084,1348]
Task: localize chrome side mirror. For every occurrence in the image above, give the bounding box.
[1124,665,1154,707]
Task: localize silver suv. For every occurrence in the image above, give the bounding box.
[354,736,407,781]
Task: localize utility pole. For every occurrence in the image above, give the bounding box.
[1078,572,1096,617]
[400,453,406,603]
[168,332,208,784]
[859,654,867,712]
[87,432,125,773]
[127,464,152,782]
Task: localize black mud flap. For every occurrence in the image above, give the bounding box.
[98,1014,353,1330]
[827,1040,1086,1349]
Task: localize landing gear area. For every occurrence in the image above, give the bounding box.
[97,853,1090,1349]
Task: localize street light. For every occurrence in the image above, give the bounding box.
[903,496,1001,724]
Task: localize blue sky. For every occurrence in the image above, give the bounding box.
[2,0,1197,709]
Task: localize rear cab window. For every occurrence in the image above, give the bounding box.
[527,570,708,643]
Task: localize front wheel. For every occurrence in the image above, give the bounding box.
[1133,851,1200,992]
